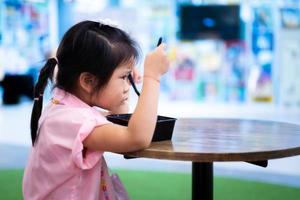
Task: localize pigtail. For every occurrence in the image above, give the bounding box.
[30,58,57,146]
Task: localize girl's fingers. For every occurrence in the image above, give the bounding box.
[157,43,167,51]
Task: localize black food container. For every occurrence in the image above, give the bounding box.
[106,114,176,141]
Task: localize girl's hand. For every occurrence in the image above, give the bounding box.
[144,43,170,81]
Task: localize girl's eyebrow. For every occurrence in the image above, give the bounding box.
[119,70,132,77]
[124,69,132,74]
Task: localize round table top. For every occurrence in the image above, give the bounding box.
[124,118,300,162]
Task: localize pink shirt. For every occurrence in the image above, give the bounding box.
[23,88,115,200]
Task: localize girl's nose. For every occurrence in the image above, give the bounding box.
[124,78,130,93]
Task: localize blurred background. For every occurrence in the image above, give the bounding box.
[1,0,300,109]
[0,0,299,199]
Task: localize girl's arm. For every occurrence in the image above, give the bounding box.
[83,44,169,153]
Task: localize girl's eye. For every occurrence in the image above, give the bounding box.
[121,73,131,80]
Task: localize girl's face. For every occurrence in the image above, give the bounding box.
[92,61,133,111]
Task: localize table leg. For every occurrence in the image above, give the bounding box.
[192,162,213,200]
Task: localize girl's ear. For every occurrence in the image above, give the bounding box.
[78,72,97,94]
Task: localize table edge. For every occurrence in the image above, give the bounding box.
[122,147,300,162]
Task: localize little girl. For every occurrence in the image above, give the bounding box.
[23,20,170,199]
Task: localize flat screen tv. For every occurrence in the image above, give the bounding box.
[179,5,241,41]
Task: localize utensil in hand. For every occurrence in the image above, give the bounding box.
[127,37,163,96]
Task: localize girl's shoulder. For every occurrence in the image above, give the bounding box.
[46,104,106,124]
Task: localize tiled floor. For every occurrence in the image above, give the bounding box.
[1,99,300,187]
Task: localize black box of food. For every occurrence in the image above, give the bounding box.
[106,114,176,141]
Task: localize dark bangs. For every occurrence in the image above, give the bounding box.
[98,25,140,67]
[90,26,140,91]
[111,41,139,68]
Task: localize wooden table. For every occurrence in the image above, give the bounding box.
[123,118,300,200]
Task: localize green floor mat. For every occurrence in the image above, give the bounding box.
[0,169,299,200]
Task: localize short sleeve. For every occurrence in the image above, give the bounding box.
[71,113,111,170]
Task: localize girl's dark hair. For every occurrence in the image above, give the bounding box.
[30,20,139,146]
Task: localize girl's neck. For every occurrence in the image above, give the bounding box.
[71,87,93,107]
